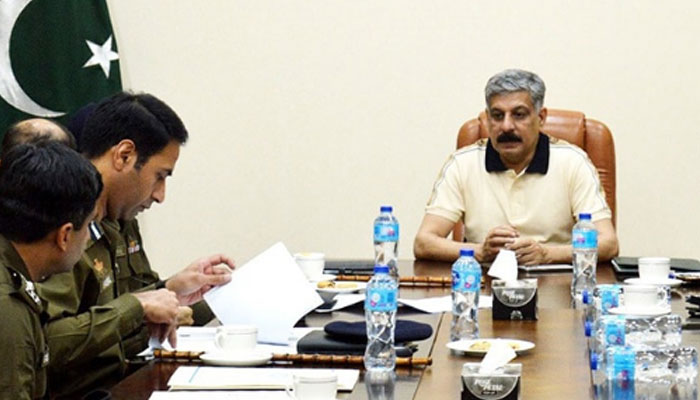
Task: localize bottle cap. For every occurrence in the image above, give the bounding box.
[578,213,592,220]
[584,320,592,337]
[590,352,598,370]
[380,205,393,213]
[459,249,474,257]
[373,264,390,274]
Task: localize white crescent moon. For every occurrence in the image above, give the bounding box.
[0,0,64,117]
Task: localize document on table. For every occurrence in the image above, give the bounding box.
[203,242,323,344]
[167,366,359,391]
[398,295,492,313]
[150,391,300,399]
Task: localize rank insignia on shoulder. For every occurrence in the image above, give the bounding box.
[24,281,41,305]
[93,259,105,274]
[128,239,141,254]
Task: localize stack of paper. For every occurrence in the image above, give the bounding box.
[167,367,359,391]
[150,391,303,399]
[398,295,492,313]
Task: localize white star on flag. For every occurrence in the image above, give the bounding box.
[82,35,119,78]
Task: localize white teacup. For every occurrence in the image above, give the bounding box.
[214,324,257,353]
[286,371,338,400]
[295,252,325,281]
[638,257,671,282]
[622,285,669,309]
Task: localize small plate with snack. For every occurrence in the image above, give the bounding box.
[315,280,367,303]
[446,338,535,356]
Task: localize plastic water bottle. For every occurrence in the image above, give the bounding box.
[364,264,398,372]
[589,314,683,386]
[364,370,396,400]
[374,206,399,278]
[572,213,597,302]
[451,249,481,341]
[583,284,622,337]
[604,346,636,400]
[601,346,698,399]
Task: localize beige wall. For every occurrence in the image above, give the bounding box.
[106,0,700,277]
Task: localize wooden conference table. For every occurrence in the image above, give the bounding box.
[110,260,700,399]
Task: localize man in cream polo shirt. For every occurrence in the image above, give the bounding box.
[413,69,619,265]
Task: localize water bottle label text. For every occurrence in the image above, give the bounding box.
[452,270,481,292]
[573,230,598,249]
[367,288,397,312]
[605,319,625,346]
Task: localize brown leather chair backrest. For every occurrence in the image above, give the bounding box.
[453,109,616,242]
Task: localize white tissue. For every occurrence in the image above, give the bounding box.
[488,250,518,284]
[478,339,517,374]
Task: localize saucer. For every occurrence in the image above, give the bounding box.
[624,277,682,288]
[316,281,367,303]
[608,305,671,317]
[309,274,337,283]
[200,349,272,366]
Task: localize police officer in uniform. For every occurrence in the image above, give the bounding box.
[0,141,102,399]
[38,92,234,398]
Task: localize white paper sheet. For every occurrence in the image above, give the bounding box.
[167,366,359,391]
[398,295,492,313]
[203,242,323,344]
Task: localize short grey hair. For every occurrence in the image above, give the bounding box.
[484,69,546,111]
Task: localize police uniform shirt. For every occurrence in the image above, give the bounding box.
[0,234,49,400]
[36,221,144,398]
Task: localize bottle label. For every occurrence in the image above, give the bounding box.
[604,318,625,346]
[366,287,397,312]
[573,229,598,249]
[452,268,481,292]
[600,288,620,313]
[374,223,399,242]
[611,347,635,381]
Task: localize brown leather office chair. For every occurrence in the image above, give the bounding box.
[452,109,616,242]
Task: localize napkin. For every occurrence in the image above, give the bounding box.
[488,250,518,284]
[478,339,517,374]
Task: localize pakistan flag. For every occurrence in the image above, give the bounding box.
[0,0,121,142]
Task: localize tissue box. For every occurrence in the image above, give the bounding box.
[491,279,538,320]
[461,363,522,400]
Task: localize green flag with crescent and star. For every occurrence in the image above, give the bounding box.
[0,0,122,142]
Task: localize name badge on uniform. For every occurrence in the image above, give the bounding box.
[128,239,141,254]
[102,275,113,290]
